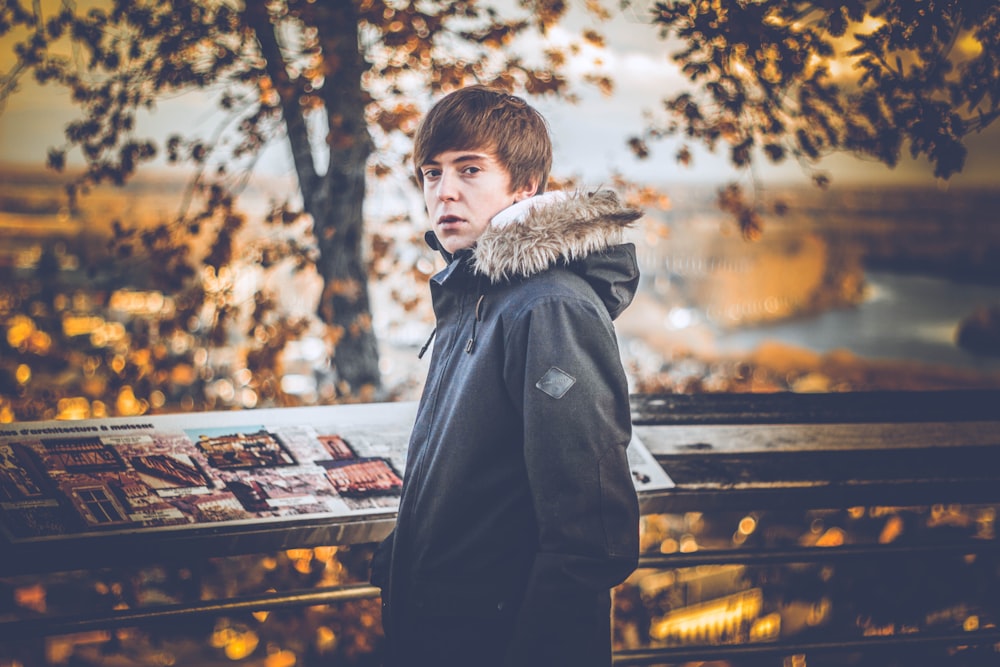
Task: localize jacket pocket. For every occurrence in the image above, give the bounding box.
[598,443,641,563]
[369,530,394,588]
[407,577,520,618]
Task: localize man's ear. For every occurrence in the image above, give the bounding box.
[512,180,539,203]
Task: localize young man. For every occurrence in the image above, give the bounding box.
[371,85,641,666]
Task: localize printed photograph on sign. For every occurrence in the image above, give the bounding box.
[318,434,358,461]
[319,457,403,510]
[0,443,49,502]
[130,453,212,496]
[37,437,127,474]
[188,426,297,470]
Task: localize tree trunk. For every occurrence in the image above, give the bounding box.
[247,0,381,396]
[311,2,381,396]
[313,175,381,396]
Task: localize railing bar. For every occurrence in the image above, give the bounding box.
[639,540,1000,568]
[612,628,1000,665]
[0,583,381,639]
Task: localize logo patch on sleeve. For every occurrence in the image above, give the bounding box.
[535,366,576,399]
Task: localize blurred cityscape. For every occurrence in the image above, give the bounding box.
[4,166,1000,422]
[2,165,1000,666]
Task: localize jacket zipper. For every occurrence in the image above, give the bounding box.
[393,264,475,569]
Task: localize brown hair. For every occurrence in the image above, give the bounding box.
[413,85,552,194]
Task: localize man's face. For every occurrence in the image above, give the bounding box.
[421,149,536,255]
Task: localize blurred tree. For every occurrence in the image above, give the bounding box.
[0,0,611,414]
[628,0,1000,239]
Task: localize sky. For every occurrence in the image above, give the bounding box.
[1,1,998,191]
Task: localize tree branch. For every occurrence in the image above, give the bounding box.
[312,1,374,204]
[243,0,317,189]
[0,60,28,111]
[0,0,43,111]
[962,108,1000,133]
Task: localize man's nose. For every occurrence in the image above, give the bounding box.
[437,171,458,201]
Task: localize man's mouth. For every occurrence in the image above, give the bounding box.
[436,215,465,227]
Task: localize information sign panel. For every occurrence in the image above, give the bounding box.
[0,403,671,546]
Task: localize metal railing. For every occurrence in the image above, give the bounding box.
[2,390,999,665]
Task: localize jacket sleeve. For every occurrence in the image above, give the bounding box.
[502,294,640,665]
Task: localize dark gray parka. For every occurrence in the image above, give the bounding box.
[372,190,642,666]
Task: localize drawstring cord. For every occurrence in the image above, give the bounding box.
[419,273,484,359]
[417,327,436,359]
[465,294,485,354]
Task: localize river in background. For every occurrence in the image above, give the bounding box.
[4,167,1000,399]
[712,270,1000,372]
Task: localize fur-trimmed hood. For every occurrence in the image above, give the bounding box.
[473,189,642,283]
[424,189,641,323]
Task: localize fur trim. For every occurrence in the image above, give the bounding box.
[473,190,641,283]
[490,190,569,229]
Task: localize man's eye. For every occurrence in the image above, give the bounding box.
[423,169,441,179]
[463,166,481,175]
